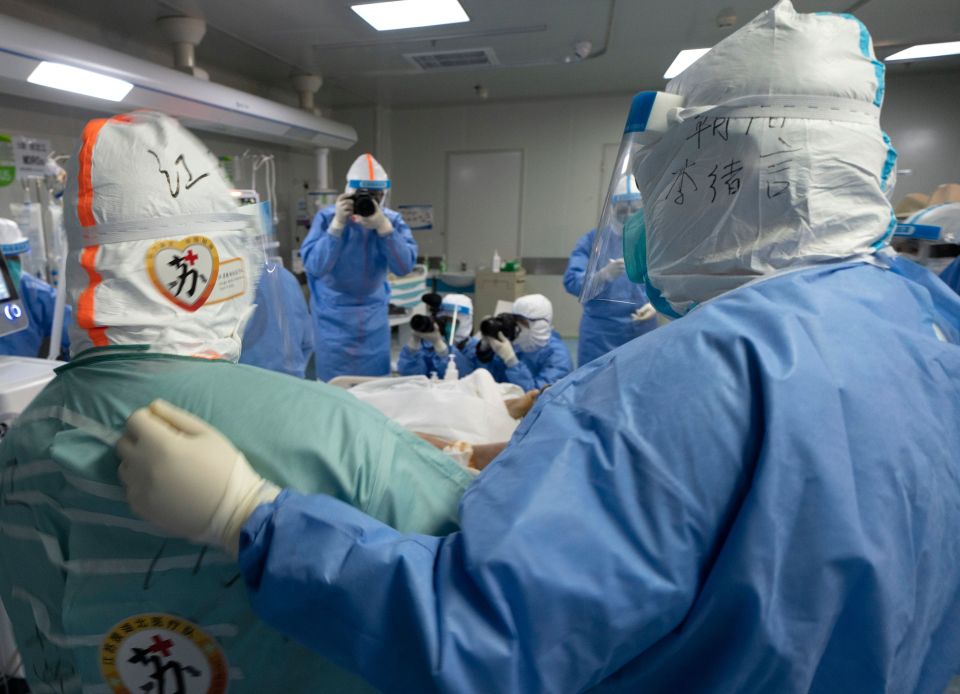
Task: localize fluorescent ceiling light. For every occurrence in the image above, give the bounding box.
[351,0,469,31]
[27,61,133,101]
[885,41,960,62]
[663,48,710,79]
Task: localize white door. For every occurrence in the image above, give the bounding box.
[446,151,522,271]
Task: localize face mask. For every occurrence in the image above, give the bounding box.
[454,314,473,341]
[513,328,535,352]
[514,320,551,352]
[7,257,22,287]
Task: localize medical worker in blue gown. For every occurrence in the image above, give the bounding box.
[563,175,658,366]
[239,260,314,378]
[942,257,960,294]
[118,3,960,692]
[0,217,70,359]
[476,293,573,390]
[901,202,960,295]
[301,154,417,380]
[397,293,477,379]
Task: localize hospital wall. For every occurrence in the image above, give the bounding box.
[332,70,960,338]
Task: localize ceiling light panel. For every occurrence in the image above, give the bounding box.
[27,61,133,101]
[885,41,960,62]
[663,48,710,79]
[351,0,470,32]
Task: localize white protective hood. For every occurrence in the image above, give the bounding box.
[634,0,897,316]
[63,111,261,360]
[513,294,553,351]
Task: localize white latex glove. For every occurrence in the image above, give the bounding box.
[489,331,518,367]
[597,258,626,282]
[117,399,279,558]
[328,193,354,237]
[632,302,656,321]
[359,198,393,236]
[411,326,448,356]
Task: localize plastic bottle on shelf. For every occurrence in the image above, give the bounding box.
[492,249,501,273]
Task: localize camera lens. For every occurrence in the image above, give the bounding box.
[480,317,502,339]
[353,190,376,217]
[410,314,435,333]
[480,314,518,340]
[499,314,519,341]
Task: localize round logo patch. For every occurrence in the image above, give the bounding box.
[146,236,220,312]
[99,613,228,694]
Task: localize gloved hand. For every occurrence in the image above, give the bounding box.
[489,331,518,367]
[410,325,448,356]
[328,193,355,237]
[359,198,393,237]
[597,258,626,282]
[631,302,656,321]
[117,399,280,558]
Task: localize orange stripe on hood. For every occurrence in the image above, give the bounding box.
[75,114,130,346]
[366,153,375,181]
[77,118,109,228]
[78,245,108,347]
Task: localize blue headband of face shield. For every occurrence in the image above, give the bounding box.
[347,179,391,190]
[441,303,471,316]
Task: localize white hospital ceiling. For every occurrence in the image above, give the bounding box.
[1,0,958,109]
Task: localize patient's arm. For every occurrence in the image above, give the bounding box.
[415,433,508,471]
[469,442,507,471]
[504,388,541,419]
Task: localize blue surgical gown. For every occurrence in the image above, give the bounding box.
[239,259,960,693]
[940,256,960,295]
[0,273,70,359]
[301,207,417,381]
[397,337,477,379]
[240,265,314,378]
[459,332,572,390]
[505,330,573,390]
[564,229,657,367]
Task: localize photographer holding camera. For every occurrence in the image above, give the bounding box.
[473,294,573,390]
[398,293,478,379]
[301,153,418,380]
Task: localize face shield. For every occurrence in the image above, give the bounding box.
[903,203,960,244]
[581,91,685,308]
[237,203,301,373]
[0,218,30,286]
[581,2,898,319]
[440,295,473,342]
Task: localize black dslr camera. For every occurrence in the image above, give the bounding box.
[480,313,519,340]
[410,293,446,334]
[349,189,377,217]
[475,313,520,362]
